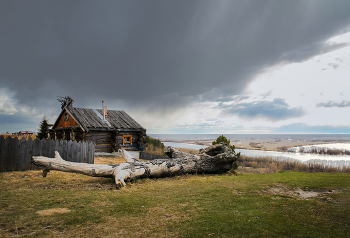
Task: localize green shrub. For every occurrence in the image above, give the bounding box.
[212,135,240,156]
[146,136,164,149]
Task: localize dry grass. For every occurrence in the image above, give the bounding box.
[0,170,198,237]
[95,156,126,164]
[143,144,165,156]
[1,169,350,237]
[1,151,350,237]
[0,134,36,140]
[174,147,199,154]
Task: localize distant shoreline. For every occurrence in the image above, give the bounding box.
[150,134,350,152]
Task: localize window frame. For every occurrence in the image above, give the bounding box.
[123,135,132,145]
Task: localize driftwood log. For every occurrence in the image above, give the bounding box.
[32,143,239,188]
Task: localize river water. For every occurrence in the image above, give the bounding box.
[163,142,350,167]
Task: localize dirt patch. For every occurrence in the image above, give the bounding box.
[36,208,71,216]
[264,184,335,200]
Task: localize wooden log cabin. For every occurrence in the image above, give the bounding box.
[49,103,147,152]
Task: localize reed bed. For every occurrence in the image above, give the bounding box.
[297,148,350,155]
[237,154,350,173]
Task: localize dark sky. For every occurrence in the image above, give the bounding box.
[1,0,350,132]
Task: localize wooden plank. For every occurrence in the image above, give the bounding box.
[40,139,46,157]
[84,137,111,140]
[94,141,112,145]
[56,140,61,156]
[91,137,111,141]
[67,140,73,162]
[49,139,55,158]
[45,139,51,157]
[90,142,95,164]
[62,140,68,161]
[72,140,78,162]
[85,136,112,141]
[32,138,41,169]
[25,137,33,170]
[55,139,60,152]
[86,141,91,163]
[88,141,94,164]
[85,132,111,137]
[18,137,26,171]
[81,141,89,163]
[76,141,82,163]
[84,136,111,139]
[87,128,114,131]
[95,144,111,148]
[85,139,111,143]
[9,137,19,171]
[0,136,5,171]
[58,140,64,157]
[3,136,12,171]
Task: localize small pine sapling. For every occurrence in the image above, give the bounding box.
[37,118,50,140]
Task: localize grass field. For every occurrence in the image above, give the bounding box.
[1,156,350,237]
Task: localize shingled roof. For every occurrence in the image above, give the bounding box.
[56,106,144,132]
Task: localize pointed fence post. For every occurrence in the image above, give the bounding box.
[40,139,47,157]
[82,141,87,163]
[0,136,5,171]
[32,138,41,170]
[4,136,12,171]
[25,137,33,170]
[45,139,50,157]
[49,139,55,158]
[67,140,73,162]
[55,139,60,152]
[18,137,27,171]
[89,141,95,164]
[72,141,78,162]
[8,136,19,171]
[58,140,64,158]
[62,140,68,161]
[77,141,82,163]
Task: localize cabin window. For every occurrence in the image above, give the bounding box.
[64,113,69,121]
[123,135,132,145]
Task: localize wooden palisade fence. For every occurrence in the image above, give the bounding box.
[0,136,95,172]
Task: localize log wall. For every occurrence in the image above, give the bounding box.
[85,131,112,153]
[50,128,147,153]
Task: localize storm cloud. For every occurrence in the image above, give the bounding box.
[1,1,350,133]
[1,0,350,111]
[221,98,305,121]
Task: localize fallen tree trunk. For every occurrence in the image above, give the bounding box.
[32,143,239,188]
